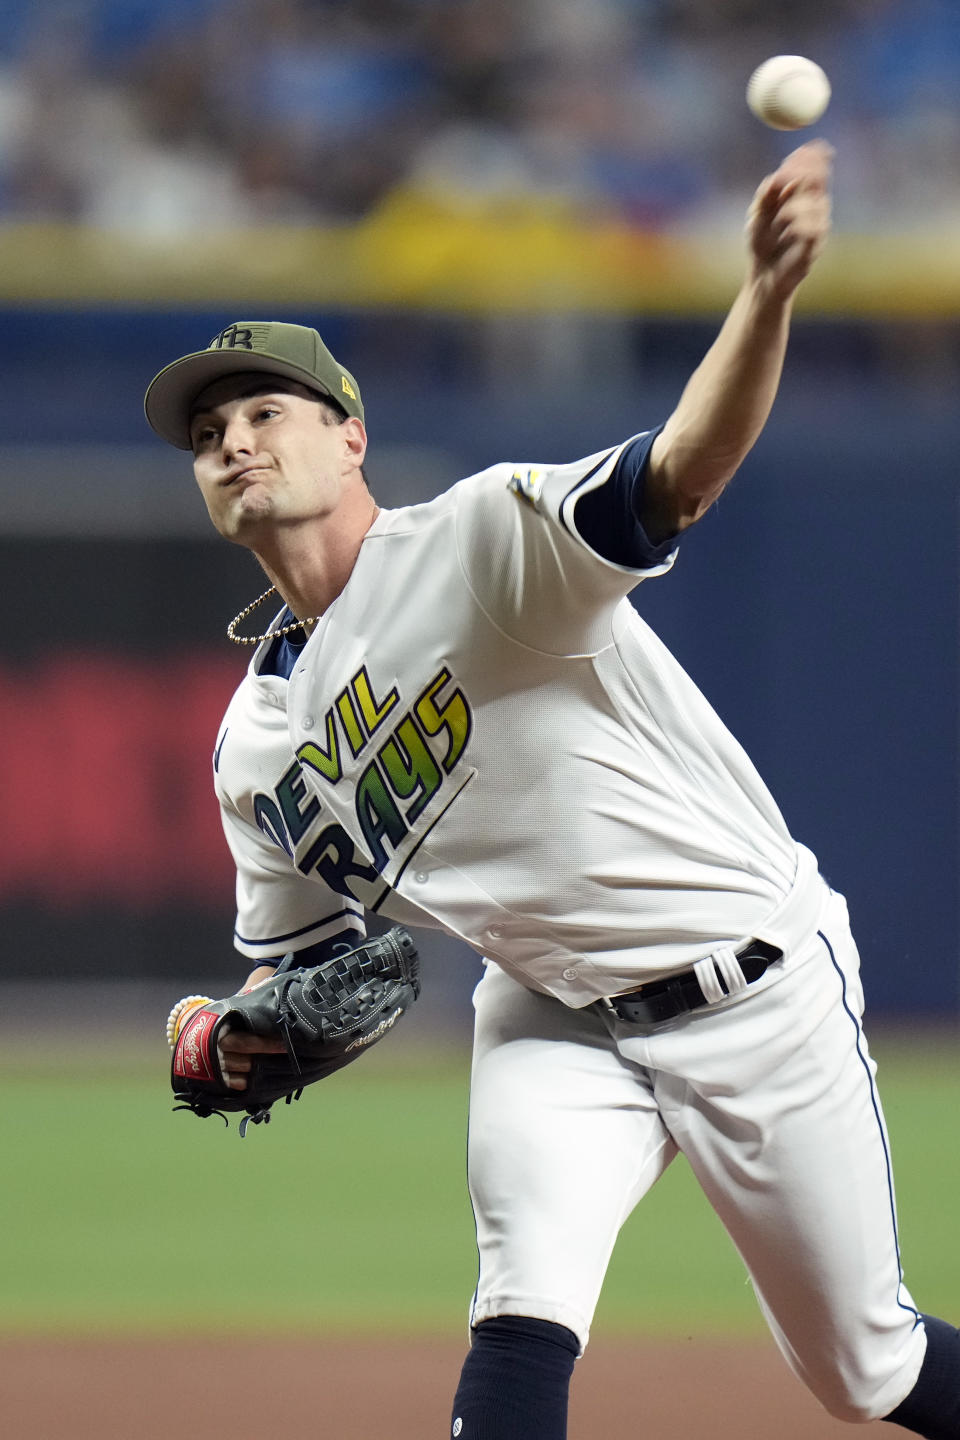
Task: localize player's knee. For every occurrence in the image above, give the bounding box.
[807,1376,908,1426]
[811,1315,959,1429]
[813,1370,922,1426]
[817,1392,880,1425]
[806,1353,922,1425]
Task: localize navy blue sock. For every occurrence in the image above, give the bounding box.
[450,1315,579,1439]
[885,1314,960,1439]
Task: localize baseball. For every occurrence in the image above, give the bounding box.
[746,55,831,131]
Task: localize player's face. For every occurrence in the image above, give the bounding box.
[189,376,367,543]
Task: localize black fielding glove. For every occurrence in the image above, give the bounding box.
[171,927,420,1135]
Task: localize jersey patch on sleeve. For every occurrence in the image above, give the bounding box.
[507,468,545,511]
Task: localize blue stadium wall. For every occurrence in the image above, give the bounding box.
[2,307,957,1016]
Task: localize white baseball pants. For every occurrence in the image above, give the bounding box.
[466,884,927,1422]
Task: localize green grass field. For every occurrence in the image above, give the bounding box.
[1,1030,957,1338]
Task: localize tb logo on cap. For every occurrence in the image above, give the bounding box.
[209,325,254,350]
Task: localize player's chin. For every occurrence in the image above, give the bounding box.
[213,493,276,540]
[236,484,276,520]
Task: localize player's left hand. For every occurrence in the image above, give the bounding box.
[746,140,833,302]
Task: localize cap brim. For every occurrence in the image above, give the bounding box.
[144,349,338,450]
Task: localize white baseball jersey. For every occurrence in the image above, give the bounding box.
[214,434,823,1004]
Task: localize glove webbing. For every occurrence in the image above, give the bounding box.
[283,931,417,1027]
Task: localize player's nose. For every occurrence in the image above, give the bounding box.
[219,416,255,464]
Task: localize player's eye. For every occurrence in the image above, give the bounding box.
[192,426,219,451]
[255,405,280,422]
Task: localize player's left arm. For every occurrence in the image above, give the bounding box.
[642,139,833,544]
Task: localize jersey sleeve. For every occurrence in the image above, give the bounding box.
[572,428,678,569]
[454,432,678,656]
[219,797,366,964]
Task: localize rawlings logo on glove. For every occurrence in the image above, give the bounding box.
[177,1009,219,1079]
[170,927,420,1135]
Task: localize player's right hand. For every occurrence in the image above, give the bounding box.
[746,140,833,302]
[217,965,285,1088]
[216,1026,287,1091]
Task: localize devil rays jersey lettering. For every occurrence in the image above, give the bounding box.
[214,673,435,960]
[295,664,473,874]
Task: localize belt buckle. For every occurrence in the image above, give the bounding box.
[608,976,694,1026]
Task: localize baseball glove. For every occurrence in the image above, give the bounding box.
[170,927,420,1135]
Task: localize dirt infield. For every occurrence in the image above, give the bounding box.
[0,1336,867,1438]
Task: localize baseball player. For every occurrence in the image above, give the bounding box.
[145,140,958,1438]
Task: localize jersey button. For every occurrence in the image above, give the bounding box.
[414,870,429,884]
[301,715,314,729]
[562,967,579,981]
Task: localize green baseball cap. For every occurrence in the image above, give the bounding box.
[144,320,364,449]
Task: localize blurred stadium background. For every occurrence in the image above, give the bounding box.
[0,0,957,1038]
[0,11,957,1438]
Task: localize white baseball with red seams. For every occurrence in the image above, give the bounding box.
[747,55,831,131]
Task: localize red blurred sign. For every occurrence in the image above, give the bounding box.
[0,653,245,907]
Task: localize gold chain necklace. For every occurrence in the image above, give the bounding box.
[226,586,321,646]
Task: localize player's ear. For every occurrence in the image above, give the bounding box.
[341,416,368,474]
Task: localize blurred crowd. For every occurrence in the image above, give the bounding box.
[0,0,958,234]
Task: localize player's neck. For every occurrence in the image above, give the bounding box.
[252,495,379,624]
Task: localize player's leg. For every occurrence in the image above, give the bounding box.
[630,887,936,1425]
[451,1315,579,1440]
[883,1315,960,1438]
[451,960,677,1440]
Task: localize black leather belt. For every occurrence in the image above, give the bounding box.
[606,939,783,1025]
